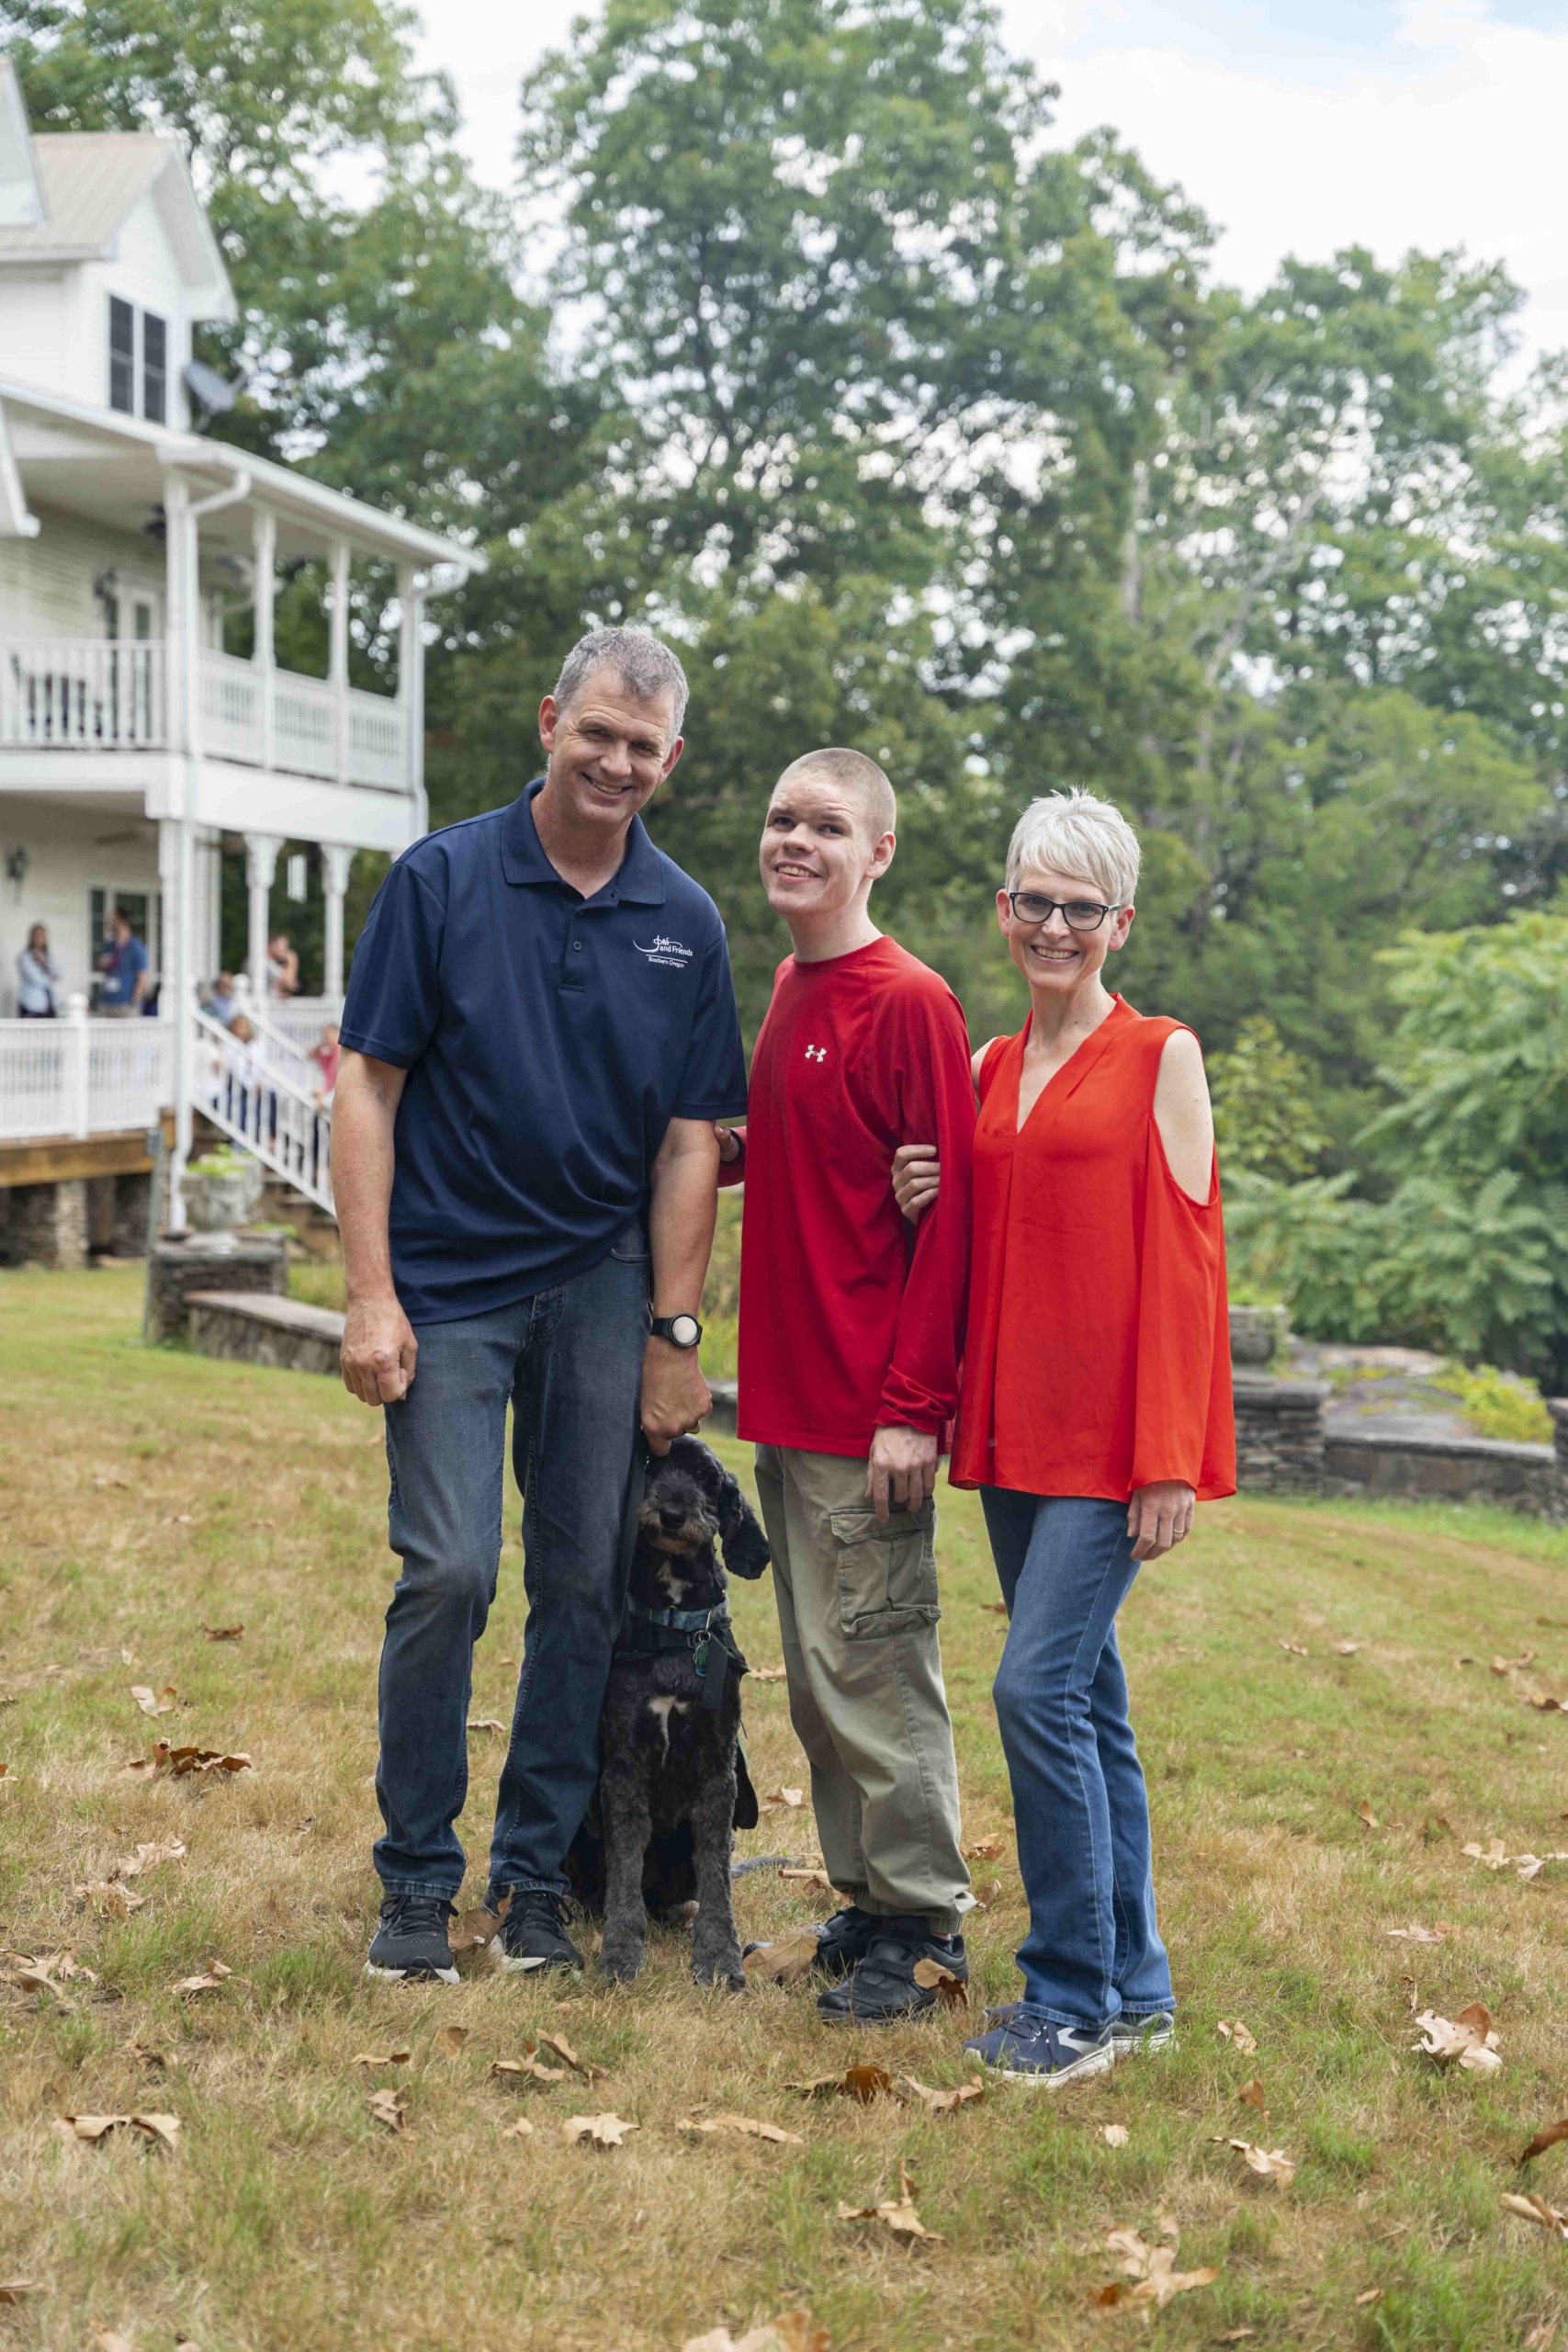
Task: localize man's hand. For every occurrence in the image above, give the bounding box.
[1126,1480,1196,1564]
[341,1294,418,1406]
[715,1124,741,1165]
[641,1336,711,1455]
[891,1142,941,1225]
[866,1423,939,1522]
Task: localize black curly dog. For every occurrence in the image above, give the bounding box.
[569,1435,771,1988]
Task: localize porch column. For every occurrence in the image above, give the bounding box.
[159,815,195,1231]
[321,842,354,1003]
[244,832,281,1001]
[330,537,351,785]
[398,565,427,831]
[162,470,190,758]
[253,508,276,771]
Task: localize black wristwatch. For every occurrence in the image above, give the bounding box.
[650,1313,703,1350]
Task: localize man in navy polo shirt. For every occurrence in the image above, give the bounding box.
[333,627,749,1984]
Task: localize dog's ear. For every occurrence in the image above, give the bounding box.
[716,1470,771,1580]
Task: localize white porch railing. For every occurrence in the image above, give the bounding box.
[0,639,165,748]
[193,1008,333,1215]
[0,1004,172,1142]
[263,996,344,1057]
[1,638,409,793]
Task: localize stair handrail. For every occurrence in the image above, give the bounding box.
[192,1005,333,1215]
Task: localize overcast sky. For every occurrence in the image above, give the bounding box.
[413,0,1568,368]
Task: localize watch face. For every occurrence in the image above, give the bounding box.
[669,1314,701,1349]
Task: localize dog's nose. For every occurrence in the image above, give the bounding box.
[660,1509,684,1532]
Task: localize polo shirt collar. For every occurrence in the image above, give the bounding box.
[501,778,666,907]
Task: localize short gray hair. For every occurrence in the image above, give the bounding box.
[552,627,689,737]
[1006,787,1141,905]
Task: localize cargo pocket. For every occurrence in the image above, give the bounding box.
[828,1499,940,1641]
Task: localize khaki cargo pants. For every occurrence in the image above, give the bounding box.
[752,1445,970,1936]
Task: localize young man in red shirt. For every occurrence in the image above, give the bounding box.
[718,747,975,2022]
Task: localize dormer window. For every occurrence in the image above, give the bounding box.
[108,296,135,414]
[143,312,167,423]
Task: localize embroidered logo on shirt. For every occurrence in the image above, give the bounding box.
[634,934,694,969]
[805,1044,828,1063]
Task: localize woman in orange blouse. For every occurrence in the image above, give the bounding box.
[894,788,1235,2086]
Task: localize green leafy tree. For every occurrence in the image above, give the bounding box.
[1209,1015,1327,1180]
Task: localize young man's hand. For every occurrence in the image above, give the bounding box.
[714,1124,741,1165]
[641,1337,712,1455]
[866,1423,939,1522]
[1126,1480,1196,1563]
[890,1142,941,1224]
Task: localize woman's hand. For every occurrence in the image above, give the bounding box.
[1126,1480,1196,1564]
[891,1142,942,1224]
[714,1124,741,1165]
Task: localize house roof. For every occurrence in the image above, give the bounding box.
[0,373,487,576]
[0,67,234,321]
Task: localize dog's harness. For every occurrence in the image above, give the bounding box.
[615,1594,749,1713]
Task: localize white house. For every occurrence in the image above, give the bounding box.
[0,57,482,1253]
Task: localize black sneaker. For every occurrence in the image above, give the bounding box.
[812,1905,882,1980]
[366,1893,459,1984]
[817,1917,968,2024]
[491,1889,584,1976]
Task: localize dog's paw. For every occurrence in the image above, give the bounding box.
[692,1938,746,1991]
[597,1940,646,1984]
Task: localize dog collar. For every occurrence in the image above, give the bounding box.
[630,1599,726,1635]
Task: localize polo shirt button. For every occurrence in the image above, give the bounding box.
[572,940,583,951]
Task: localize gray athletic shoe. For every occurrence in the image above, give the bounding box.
[1111,2010,1177,2056]
[964,2005,1114,2086]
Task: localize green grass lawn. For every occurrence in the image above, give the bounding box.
[4,1267,1568,2349]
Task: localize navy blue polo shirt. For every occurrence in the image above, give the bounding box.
[339,781,749,1323]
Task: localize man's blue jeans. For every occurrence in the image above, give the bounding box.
[979,1488,1175,2029]
[375,1236,649,1901]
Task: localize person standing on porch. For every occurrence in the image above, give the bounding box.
[332,627,748,1985]
[716,748,976,2024]
[97,908,147,1017]
[17,923,61,1016]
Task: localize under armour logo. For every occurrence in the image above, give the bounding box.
[805,1045,827,1063]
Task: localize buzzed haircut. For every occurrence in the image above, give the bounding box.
[775,747,897,842]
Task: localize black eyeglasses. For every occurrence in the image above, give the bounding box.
[1006,891,1120,932]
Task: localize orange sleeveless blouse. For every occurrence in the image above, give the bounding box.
[949,996,1236,1503]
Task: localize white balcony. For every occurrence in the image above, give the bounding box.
[0,1006,172,1144]
[0,638,412,794]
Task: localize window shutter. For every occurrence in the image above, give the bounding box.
[108,297,135,413]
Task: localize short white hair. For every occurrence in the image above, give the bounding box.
[1005,788,1141,905]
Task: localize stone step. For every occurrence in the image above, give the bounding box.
[186,1289,344,1376]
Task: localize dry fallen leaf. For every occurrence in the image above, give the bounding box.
[894,2076,985,2118]
[351,2049,411,2069]
[749,1665,788,1682]
[467,1717,506,1735]
[979,1601,1009,1616]
[1358,1800,1381,1829]
[448,1906,500,1957]
[1355,2288,1384,2308]
[837,2160,942,2244]
[963,1834,1008,1860]
[1503,2191,1568,2241]
[130,1684,176,1717]
[1525,2326,1559,2350]
[128,2112,180,2149]
[911,1956,969,2009]
[174,1962,232,1998]
[202,1624,244,1643]
[1100,2122,1130,2147]
[367,2087,410,2136]
[1238,2077,1268,2115]
[1278,1639,1308,1657]
[562,2112,638,2147]
[54,2111,179,2150]
[1099,2226,1220,2311]
[682,2312,829,2352]
[500,2116,535,2139]
[678,2113,805,2147]
[1385,1923,1456,1944]
[1462,1837,1568,1881]
[1336,1641,1363,1655]
[0,2282,42,2303]
[1492,1652,1537,1675]
[92,2327,133,2352]
[1216,2018,1258,2053]
[1413,2002,1502,2073]
[149,1744,251,1777]
[786,2063,896,2104]
[536,2030,604,2082]
[491,2052,566,2087]
[1518,2118,1568,2165]
[742,1931,821,1989]
[433,2026,469,2061]
[759,1787,805,1813]
[778,1864,837,1896]
[1229,2138,1295,2188]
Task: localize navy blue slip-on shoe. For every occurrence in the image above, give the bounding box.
[491,1889,584,1975]
[964,2005,1113,2086]
[816,1917,968,2024]
[366,1893,459,1984]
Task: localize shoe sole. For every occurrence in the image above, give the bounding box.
[490,1947,581,1976]
[364,1960,460,1985]
[1111,2029,1179,2058]
[975,2043,1114,2088]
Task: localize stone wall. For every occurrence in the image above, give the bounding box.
[1233,1375,1331,1494]
[1325,1428,1559,1515]
[186,1292,345,1376]
[4,1177,87,1269]
[149,1235,288,1343]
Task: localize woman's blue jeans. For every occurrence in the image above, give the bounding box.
[979,1488,1174,2029]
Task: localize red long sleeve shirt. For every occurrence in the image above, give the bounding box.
[727,936,975,1458]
